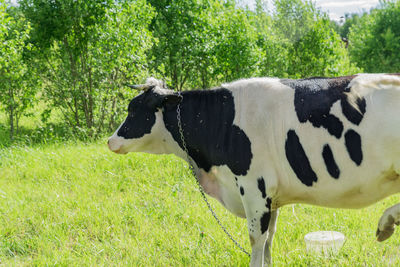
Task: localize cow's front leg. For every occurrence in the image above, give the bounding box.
[377,203,400,241]
[247,205,278,266]
[239,177,278,267]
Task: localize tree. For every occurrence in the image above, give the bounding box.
[338,13,363,38]
[212,2,263,82]
[253,0,289,78]
[20,0,112,132]
[91,0,155,132]
[20,0,154,134]
[0,1,35,139]
[149,0,263,89]
[148,0,214,90]
[287,18,359,77]
[273,0,320,44]
[349,1,400,73]
[258,0,359,78]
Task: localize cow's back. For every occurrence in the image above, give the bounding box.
[224,74,400,209]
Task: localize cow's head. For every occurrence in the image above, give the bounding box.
[108,78,182,154]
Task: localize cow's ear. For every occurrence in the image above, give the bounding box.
[162,94,183,110]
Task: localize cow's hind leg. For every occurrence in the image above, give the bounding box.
[376,203,400,241]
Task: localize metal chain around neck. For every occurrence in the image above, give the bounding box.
[175,91,251,257]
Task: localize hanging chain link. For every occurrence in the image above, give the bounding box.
[176,91,251,257]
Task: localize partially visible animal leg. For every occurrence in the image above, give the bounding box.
[264,210,279,265]
[238,176,277,267]
[376,203,400,242]
[248,208,274,267]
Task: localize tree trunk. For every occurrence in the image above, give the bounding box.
[73,96,80,127]
[88,66,94,129]
[8,88,14,140]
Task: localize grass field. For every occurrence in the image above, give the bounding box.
[1,140,400,266]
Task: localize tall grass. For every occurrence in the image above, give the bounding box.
[1,141,400,266]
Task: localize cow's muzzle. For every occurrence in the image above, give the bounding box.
[107,137,126,154]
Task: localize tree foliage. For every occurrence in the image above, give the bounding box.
[19,0,154,135]
[257,0,359,78]
[286,18,359,77]
[212,2,262,83]
[148,0,210,90]
[1,0,397,142]
[148,0,262,89]
[338,13,363,38]
[0,1,35,139]
[349,0,400,73]
[91,0,155,132]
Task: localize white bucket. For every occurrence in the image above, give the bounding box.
[304,231,345,255]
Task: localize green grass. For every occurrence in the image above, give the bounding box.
[1,141,400,266]
[0,100,99,149]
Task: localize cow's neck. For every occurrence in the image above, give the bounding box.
[162,88,252,177]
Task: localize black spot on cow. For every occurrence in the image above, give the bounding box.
[117,92,157,139]
[257,177,266,199]
[322,144,340,179]
[118,87,182,139]
[285,130,318,186]
[281,76,366,136]
[260,212,270,234]
[341,95,366,125]
[240,186,245,196]
[260,198,272,234]
[162,88,253,176]
[345,129,363,166]
[266,197,272,208]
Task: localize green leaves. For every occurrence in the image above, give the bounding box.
[149,0,264,90]
[212,5,262,82]
[349,1,400,73]
[259,0,359,78]
[2,0,397,142]
[16,0,154,136]
[0,0,35,139]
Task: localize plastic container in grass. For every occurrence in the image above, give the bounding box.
[304,231,345,255]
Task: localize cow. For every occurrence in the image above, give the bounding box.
[108,74,400,266]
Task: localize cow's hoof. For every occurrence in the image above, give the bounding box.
[376,213,396,242]
[376,226,394,242]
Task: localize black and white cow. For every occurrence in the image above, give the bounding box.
[108,74,400,266]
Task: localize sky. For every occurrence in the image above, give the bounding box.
[242,0,381,22]
[312,0,381,21]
